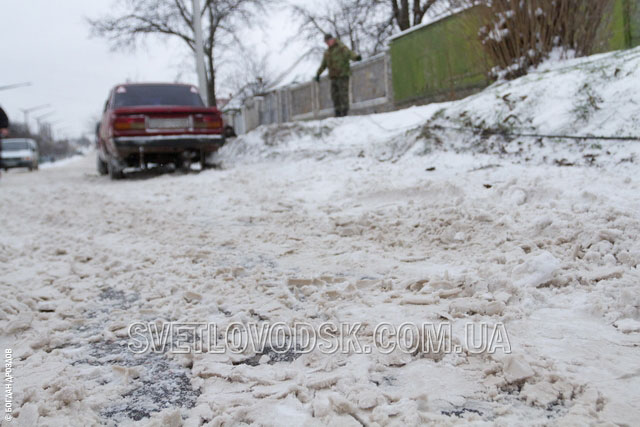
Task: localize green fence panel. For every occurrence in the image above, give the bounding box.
[391,1,640,106]
[390,7,490,106]
[594,0,629,52]
[628,0,640,46]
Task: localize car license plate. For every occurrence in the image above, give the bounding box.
[148,117,189,129]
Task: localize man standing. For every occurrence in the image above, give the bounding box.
[315,34,362,117]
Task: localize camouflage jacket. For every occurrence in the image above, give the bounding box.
[316,40,360,80]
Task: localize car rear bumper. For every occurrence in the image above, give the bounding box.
[1,158,34,168]
[113,134,225,154]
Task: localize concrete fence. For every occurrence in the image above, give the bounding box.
[226,0,640,135]
[228,53,394,134]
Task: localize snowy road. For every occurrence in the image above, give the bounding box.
[1,143,639,425]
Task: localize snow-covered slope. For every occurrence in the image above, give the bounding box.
[219,47,640,168]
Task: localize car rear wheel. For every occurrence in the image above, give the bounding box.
[107,157,124,180]
[97,155,108,175]
[175,155,191,173]
[200,150,207,170]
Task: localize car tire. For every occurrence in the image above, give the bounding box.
[200,150,207,170]
[175,156,191,173]
[107,157,124,180]
[97,155,108,175]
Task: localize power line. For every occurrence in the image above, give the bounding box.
[425,124,640,143]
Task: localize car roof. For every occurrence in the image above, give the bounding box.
[113,83,196,89]
[1,138,37,148]
[2,138,36,143]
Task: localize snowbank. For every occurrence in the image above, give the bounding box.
[219,47,640,168]
[39,154,86,169]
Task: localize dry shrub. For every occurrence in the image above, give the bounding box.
[461,0,614,79]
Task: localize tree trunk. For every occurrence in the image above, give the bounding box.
[391,0,411,31]
[206,51,217,107]
[205,6,217,107]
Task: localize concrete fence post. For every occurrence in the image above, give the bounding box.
[348,75,353,112]
[276,90,282,124]
[312,81,319,119]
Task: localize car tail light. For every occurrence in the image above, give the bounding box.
[113,115,146,131]
[193,114,222,129]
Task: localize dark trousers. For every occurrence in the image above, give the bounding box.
[330,77,350,117]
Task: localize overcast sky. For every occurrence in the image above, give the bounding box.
[0,0,310,139]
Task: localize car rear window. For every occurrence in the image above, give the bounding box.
[112,85,205,108]
[2,140,31,151]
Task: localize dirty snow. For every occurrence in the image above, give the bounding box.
[1,48,640,426]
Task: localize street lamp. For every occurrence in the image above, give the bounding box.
[35,112,55,133]
[35,111,55,123]
[0,82,32,91]
[48,120,64,132]
[21,104,51,131]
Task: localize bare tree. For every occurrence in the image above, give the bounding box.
[88,0,271,106]
[292,0,449,56]
[390,0,439,31]
[458,0,614,79]
[291,0,394,56]
[223,44,274,101]
[8,122,74,160]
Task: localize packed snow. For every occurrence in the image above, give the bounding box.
[1,47,640,426]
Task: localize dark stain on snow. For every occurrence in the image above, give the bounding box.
[232,344,303,366]
[72,287,200,423]
[100,352,198,422]
[441,407,483,418]
[98,287,139,309]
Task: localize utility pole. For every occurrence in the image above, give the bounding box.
[35,112,55,133]
[192,0,209,106]
[35,111,54,123]
[21,104,51,132]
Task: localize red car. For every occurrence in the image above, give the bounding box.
[97,83,225,179]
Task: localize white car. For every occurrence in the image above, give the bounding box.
[1,138,39,171]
